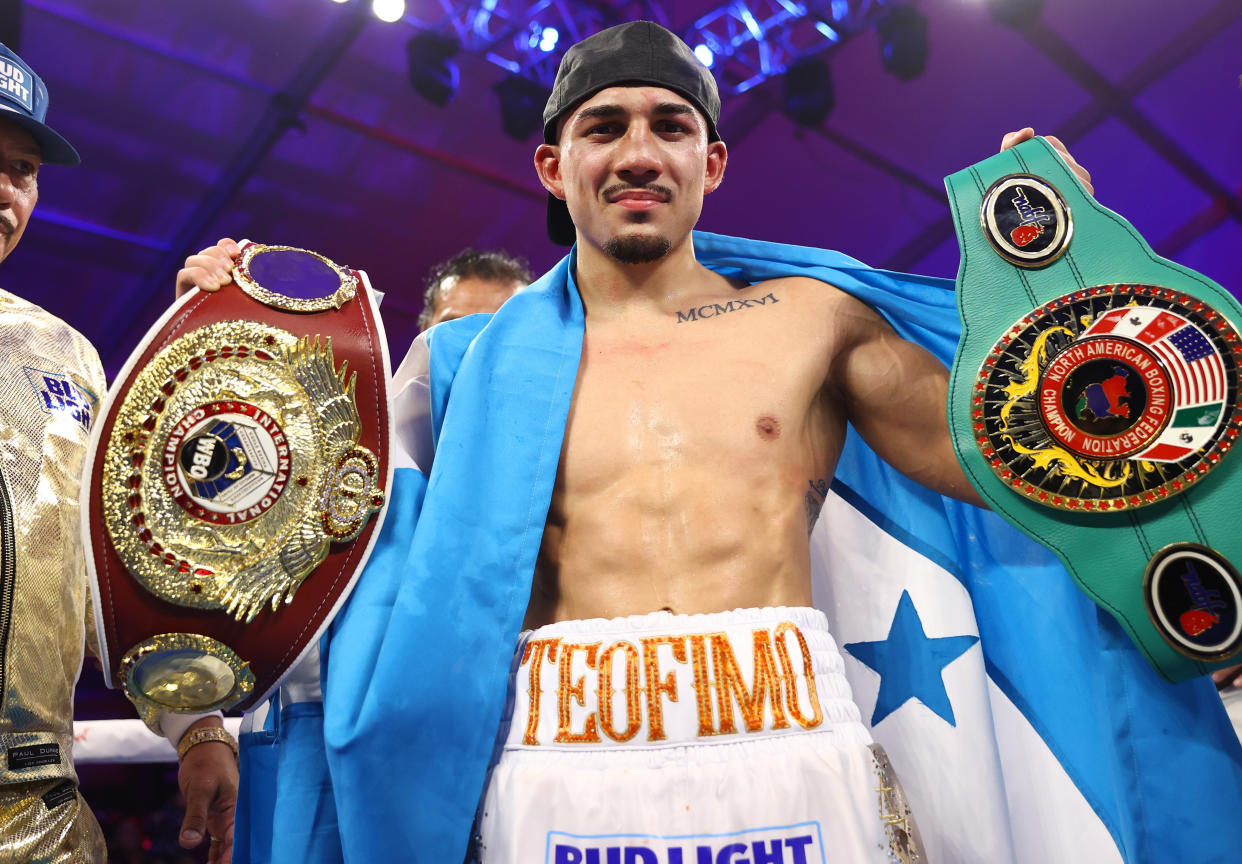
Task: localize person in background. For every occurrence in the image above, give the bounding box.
[417,248,531,331]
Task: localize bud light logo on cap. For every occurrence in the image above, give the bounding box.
[0,57,33,113]
[0,43,80,166]
[1144,543,1242,661]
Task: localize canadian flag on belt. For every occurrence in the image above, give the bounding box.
[1083,305,1226,460]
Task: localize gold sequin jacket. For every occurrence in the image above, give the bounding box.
[0,289,104,785]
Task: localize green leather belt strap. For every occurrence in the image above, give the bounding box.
[945,136,1242,682]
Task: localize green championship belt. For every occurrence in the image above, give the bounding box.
[946,137,1242,682]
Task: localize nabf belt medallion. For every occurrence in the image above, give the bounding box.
[973,284,1242,511]
[980,174,1072,268]
[1144,544,1242,661]
[84,243,392,721]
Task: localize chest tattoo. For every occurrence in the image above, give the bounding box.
[675,292,779,324]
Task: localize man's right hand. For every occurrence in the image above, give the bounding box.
[175,238,242,298]
[1000,128,1094,195]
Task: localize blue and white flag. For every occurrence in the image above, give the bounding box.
[237,231,1242,864]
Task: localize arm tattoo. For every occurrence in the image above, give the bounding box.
[676,292,779,324]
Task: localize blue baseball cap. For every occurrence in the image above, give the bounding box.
[0,43,79,166]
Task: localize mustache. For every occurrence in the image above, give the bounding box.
[602,183,673,203]
[0,214,12,236]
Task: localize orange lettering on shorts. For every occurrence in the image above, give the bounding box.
[641,635,687,742]
[555,641,601,743]
[520,638,560,745]
[709,629,791,734]
[774,622,823,730]
[597,640,642,742]
[688,634,720,736]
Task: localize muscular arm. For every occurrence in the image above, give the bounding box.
[831,293,986,507]
[816,129,1087,507]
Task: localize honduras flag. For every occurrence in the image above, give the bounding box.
[236,231,1242,864]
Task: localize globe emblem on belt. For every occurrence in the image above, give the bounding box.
[1039,336,1171,460]
[168,401,291,525]
[102,321,384,622]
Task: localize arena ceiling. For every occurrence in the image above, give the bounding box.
[12,0,1242,376]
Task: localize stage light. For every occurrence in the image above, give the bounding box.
[986,0,1044,28]
[330,0,350,4]
[371,0,405,23]
[782,56,834,128]
[693,44,714,67]
[495,74,551,140]
[406,31,461,106]
[539,27,559,52]
[876,5,928,81]
[814,21,840,43]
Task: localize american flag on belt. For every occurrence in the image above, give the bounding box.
[1084,306,1225,406]
[1152,325,1225,405]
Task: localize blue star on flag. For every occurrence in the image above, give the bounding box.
[843,590,979,727]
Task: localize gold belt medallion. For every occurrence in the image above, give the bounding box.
[972,284,1242,511]
[101,319,384,624]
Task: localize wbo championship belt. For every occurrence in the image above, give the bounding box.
[83,242,392,722]
[946,137,1242,682]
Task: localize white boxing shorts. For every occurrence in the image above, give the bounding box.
[475,607,921,864]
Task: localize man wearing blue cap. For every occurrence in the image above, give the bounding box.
[0,45,237,863]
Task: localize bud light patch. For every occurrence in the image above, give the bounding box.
[547,823,824,864]
[24,366,96,431]
[980,174,1072,268]
[1144,543,1242,661]
[0,59,33,113]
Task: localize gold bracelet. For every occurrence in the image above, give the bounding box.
[177,725,238,762]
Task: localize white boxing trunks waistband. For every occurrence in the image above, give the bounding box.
[504,606,865,751]
[476,607,921,864]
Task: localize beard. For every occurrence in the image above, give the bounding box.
[603,232,672,264]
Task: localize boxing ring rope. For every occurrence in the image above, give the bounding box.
[72,691,1242,763]
[72,717,244,763]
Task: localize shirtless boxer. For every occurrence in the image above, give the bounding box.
[176,22,1094,862]
[470,21,1093,864]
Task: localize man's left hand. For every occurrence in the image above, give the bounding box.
[1001,127,1094,195]
[178,716,239,864]
[1213,664,1242,690]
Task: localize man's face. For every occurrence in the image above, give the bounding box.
[0,118,39,265]
[536,86,726,263]
[425,275,522,328]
